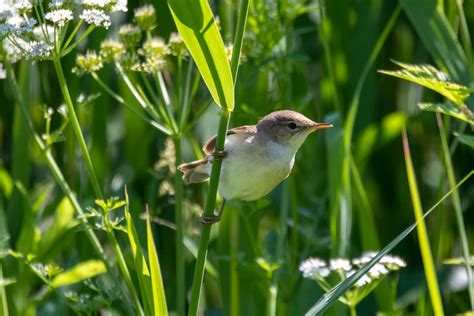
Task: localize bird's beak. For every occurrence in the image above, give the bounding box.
[307,122,333,132]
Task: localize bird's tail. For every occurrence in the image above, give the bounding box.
[178,158,210,183]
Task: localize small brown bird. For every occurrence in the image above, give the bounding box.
[179,110,332,221]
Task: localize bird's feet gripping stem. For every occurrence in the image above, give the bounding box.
[200,200,226,225]
[212,150,228,160]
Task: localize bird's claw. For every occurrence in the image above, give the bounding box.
[200,213,221,225]
[212,150,228,160]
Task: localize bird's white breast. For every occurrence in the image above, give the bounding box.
[215,133,296,201]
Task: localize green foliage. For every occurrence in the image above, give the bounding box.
[168,0,234,110]
[379,62,470,105]
[51,260,107,288]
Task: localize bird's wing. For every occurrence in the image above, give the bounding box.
[202,125,257,155]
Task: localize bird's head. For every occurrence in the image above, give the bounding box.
[257,110,333,150]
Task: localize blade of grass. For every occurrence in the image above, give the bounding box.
[146,206,168,316]
[400,0,471,87]
[168,0,234,111]
[402,128,444,316]
[305,170,473,315]
[435,113,474,311]
[125,190,154,315]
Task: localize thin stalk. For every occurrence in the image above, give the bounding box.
[0,264,8,316]
[188,0,249,312]
[402,129,444,316]
[52,59,145,314]
[179,59,195,130]
[157,72,179,133]
[268,177,291,315]
[188,109,231,316]
[174,137,185,316]
[52,58,103,199]
[62,20,83,50]
[91,73,172,135]
[60,25,95,57]
[229,208,239,316]
[104,221,145,316]
[4,60,135,313]
[230,0,250,81]
[350,305,357,316]
[436,113,474,311]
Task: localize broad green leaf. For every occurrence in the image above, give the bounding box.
[147,211,168,316]
[402,131,443,315]
[454,132,474,148]
[418,102,474,125]
[51,260,106,288]
[379,62,470,105]
[168,0,234,110]
[399,0,471,87]
[125,192,154,316]
[305,171,474,316]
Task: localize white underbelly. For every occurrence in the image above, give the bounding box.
[217,147,294,201]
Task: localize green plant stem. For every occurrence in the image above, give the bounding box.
[436,113,474,311]
[350,305,357,316]
[91,73,172,135]
[0,264,8,316]
[188,0,249,312]
[229,0,250,81]
[52,58,103,199]
[4,60,134,312]
[105,225,145,316]
[174,137,185,316]
[188,110,231,316]
[402,129,444,316]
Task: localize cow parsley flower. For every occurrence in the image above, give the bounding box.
[168,32,187,56]
[118,24,141,47]
[74,51,103,73]
[45,9,74,27]
[300,252,406,308]
[25,41,53,60]
[0,9,13,23]
[100,38,125,62]
[14,0,32,14]
[80,9,111,28]
[140,37,168,58]
[13,18,37,36]
[134,4,156,31]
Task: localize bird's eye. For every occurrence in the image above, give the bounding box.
[287,122,297,130]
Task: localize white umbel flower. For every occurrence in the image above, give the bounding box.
[299,258,330,279]
[329,258,352,271]
[80,9,111,28]
[25,41,53,59]
[45,9,73,27]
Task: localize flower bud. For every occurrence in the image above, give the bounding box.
[134,4,156,31]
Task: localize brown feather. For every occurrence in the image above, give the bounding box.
[202,125,257,155]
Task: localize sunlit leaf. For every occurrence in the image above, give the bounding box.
[454,132,474,148]
[146,210,168,315]
[418,102,474,125]
[168,0,234,110]
[124,191,154,316]
[379,62,470,105]
[401,130,443,315]
[51,260,106,288]
[399,0,471,86]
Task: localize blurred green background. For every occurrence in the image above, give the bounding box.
[1,0,474,315]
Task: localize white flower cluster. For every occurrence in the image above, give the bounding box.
[299,252,406,288]
[80,9,111,28]
[0,2,53,61]
[45,9,73,27]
